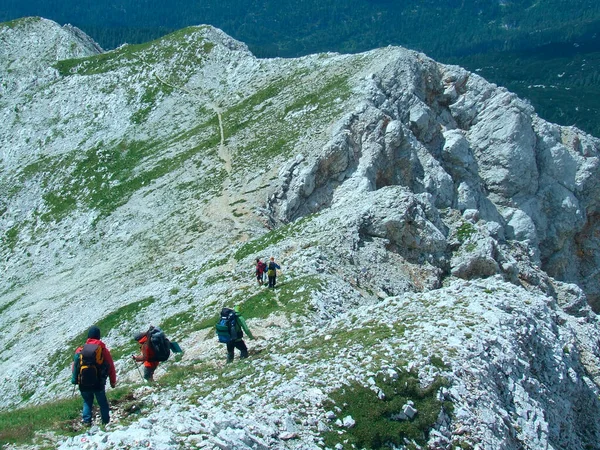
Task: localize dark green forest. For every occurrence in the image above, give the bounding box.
[2,0,600,136]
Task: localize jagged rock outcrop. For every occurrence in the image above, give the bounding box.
[268,55,600,308]
[1,17,600,450]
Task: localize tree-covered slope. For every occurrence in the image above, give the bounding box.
[3,0,599,58]
[2,1,600,137]
[2,18,600,449]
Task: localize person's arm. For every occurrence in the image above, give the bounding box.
[70,351,80,384]
[103,347,117,388]
[237,315,254,339]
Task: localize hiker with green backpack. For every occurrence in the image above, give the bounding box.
[215,306,254,363]
[71,325,117,427]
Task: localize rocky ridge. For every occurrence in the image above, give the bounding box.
[1,17,600,450]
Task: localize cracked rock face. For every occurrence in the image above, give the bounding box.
[2,17,600,450]
[269,49,600,307]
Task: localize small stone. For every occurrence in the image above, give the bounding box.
[402,404,417,419]
[280,432,298,441]
[342,415,356,428]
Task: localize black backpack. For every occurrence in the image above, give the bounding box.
[147,327,171,362]
[215,308,239,343]
[78,343,105,390]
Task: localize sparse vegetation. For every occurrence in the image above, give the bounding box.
[456,222,475,243]
[54,26,214,78]
[0,386,133,446]
[234,215,314,261]
[49,297,156,369]
[323,370,451,449]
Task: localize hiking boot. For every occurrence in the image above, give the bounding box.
[82,420,92,427]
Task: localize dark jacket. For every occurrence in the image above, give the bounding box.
[267,261,280,274]
[71,338,117,391]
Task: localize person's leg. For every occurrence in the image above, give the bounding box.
[226,341,235,362]
[236,340,249,358]
[273,274,277,287]
[94,390,110,424]
[81,391,94,424]
[143,365,156,381]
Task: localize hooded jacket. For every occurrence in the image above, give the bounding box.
[71,338,117,390]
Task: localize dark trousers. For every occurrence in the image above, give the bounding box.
[268,274,277,288]
[81,389,110,424]
[226,339,248,362]
[143,365,157,381]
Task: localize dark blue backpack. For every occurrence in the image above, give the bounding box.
[147,327,171,362]
[215,308,238,343]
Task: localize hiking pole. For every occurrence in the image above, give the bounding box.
[132,356,145,382]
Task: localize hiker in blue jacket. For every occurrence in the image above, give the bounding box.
[266,256,281,288]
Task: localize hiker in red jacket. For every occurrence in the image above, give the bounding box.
[71,325,117,426]
[255,258,267,286]
[133,331,160,382]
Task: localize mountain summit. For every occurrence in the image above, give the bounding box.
[1,17,600,449]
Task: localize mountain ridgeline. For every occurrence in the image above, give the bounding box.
[1,17,600,449]
[2,0,600,137]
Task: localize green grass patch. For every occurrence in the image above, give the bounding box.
[0,395,82,445]
[0,386,136,446]
[276,275,325,317]
[429,355,450,370]
[3,225,21,252]
[159,309,219,341]
[456,222,475,242]
[234,215,314,261]
[238,290,279,320]
[49,297,156,370]
[38,122,221,223]
[54,26,214,77]
[0,17,41,30]
[323,371,451,449]
[282,74,350,117]
[333,320,405,349]
[0,297,19,316]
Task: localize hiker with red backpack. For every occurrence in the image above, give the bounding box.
[132,326,171,382]
[216,306,255,363]
[255,258,267,286]
[71,325,117,427]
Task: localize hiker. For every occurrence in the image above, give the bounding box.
[216,306,255,363]
[132,326,169,382]
[71,325,117,426]
[255,258,267,286]
[266,256,281,288]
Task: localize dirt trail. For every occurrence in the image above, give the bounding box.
[208,102,231,174]
[151,72,251,266]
